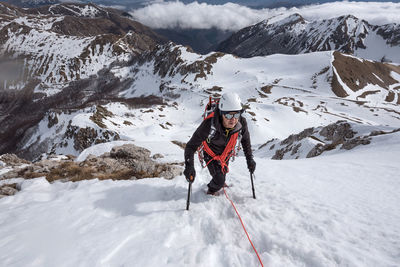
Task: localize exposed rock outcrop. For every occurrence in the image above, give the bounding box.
[331,52,400,102]
[0,144,182,184]
[0,153,31,166]
[139,42,224,82]
[0,183,19,198]
[260,121,400,160]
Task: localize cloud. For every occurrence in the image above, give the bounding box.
[130,1,400,31]
[130,1,269,31]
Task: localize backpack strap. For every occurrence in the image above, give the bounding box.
[206,115,217,143]
[236,117,244,146]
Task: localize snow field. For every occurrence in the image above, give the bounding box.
[1,135,399,266]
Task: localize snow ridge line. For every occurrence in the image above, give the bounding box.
[222,187,264,267]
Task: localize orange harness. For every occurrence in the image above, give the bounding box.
[201,131,239,174]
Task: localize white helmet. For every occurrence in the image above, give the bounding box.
[219,92,242,111]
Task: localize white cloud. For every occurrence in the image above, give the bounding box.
[130,1,270,30]
[130,1,400,31]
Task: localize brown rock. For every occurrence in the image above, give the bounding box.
[0,154,31,166]
[0,183,19,196]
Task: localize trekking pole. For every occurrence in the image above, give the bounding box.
[250,172,256,199]
[186,176,193,210]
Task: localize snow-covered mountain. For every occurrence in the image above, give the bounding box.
[4,40,399,160]
[2,0,59,8]
[217,13,400,63]
[0,2,165,97]
[0,2,167,158]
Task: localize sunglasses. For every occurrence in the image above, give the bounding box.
[223,112,241,119]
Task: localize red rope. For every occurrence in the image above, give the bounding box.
[223,187,264,267]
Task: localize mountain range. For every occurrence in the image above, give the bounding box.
[0,2,166,157]
[0,2,400,161]
[217,13,400,63]
[0,2,164,95]
[4,0,379,9]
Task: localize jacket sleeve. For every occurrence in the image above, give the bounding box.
[184,119,211,166]
[240,117,254,161]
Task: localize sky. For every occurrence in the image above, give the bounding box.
[130,1,400,30]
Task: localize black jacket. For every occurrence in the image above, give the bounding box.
[184,109,253,166]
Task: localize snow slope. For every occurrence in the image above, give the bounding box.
[20,46,400,159]
[1,132,399,266]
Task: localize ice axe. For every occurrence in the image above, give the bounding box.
[186,176,194,211]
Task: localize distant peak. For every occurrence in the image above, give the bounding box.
[337,14,360,22]
[288,13,304,20]
[272,13,305,26]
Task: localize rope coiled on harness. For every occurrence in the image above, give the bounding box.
[201,131,239,174]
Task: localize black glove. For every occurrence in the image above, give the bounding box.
[247,158,256,174]
[184,164,196,182]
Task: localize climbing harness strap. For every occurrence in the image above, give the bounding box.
[201,132,239,174]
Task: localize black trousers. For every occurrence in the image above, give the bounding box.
[204,154,230,192]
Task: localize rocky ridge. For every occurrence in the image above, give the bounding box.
[217,14,400,63]
[0,2,166,159]
[137,42,225,83]
[1,0,58,8]
[0,2,165,97]
[257,120,400,159]
[0,143,183,197]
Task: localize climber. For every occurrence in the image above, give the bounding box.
[184,92,256,195]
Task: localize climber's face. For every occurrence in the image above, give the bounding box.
[222,111,240,129]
